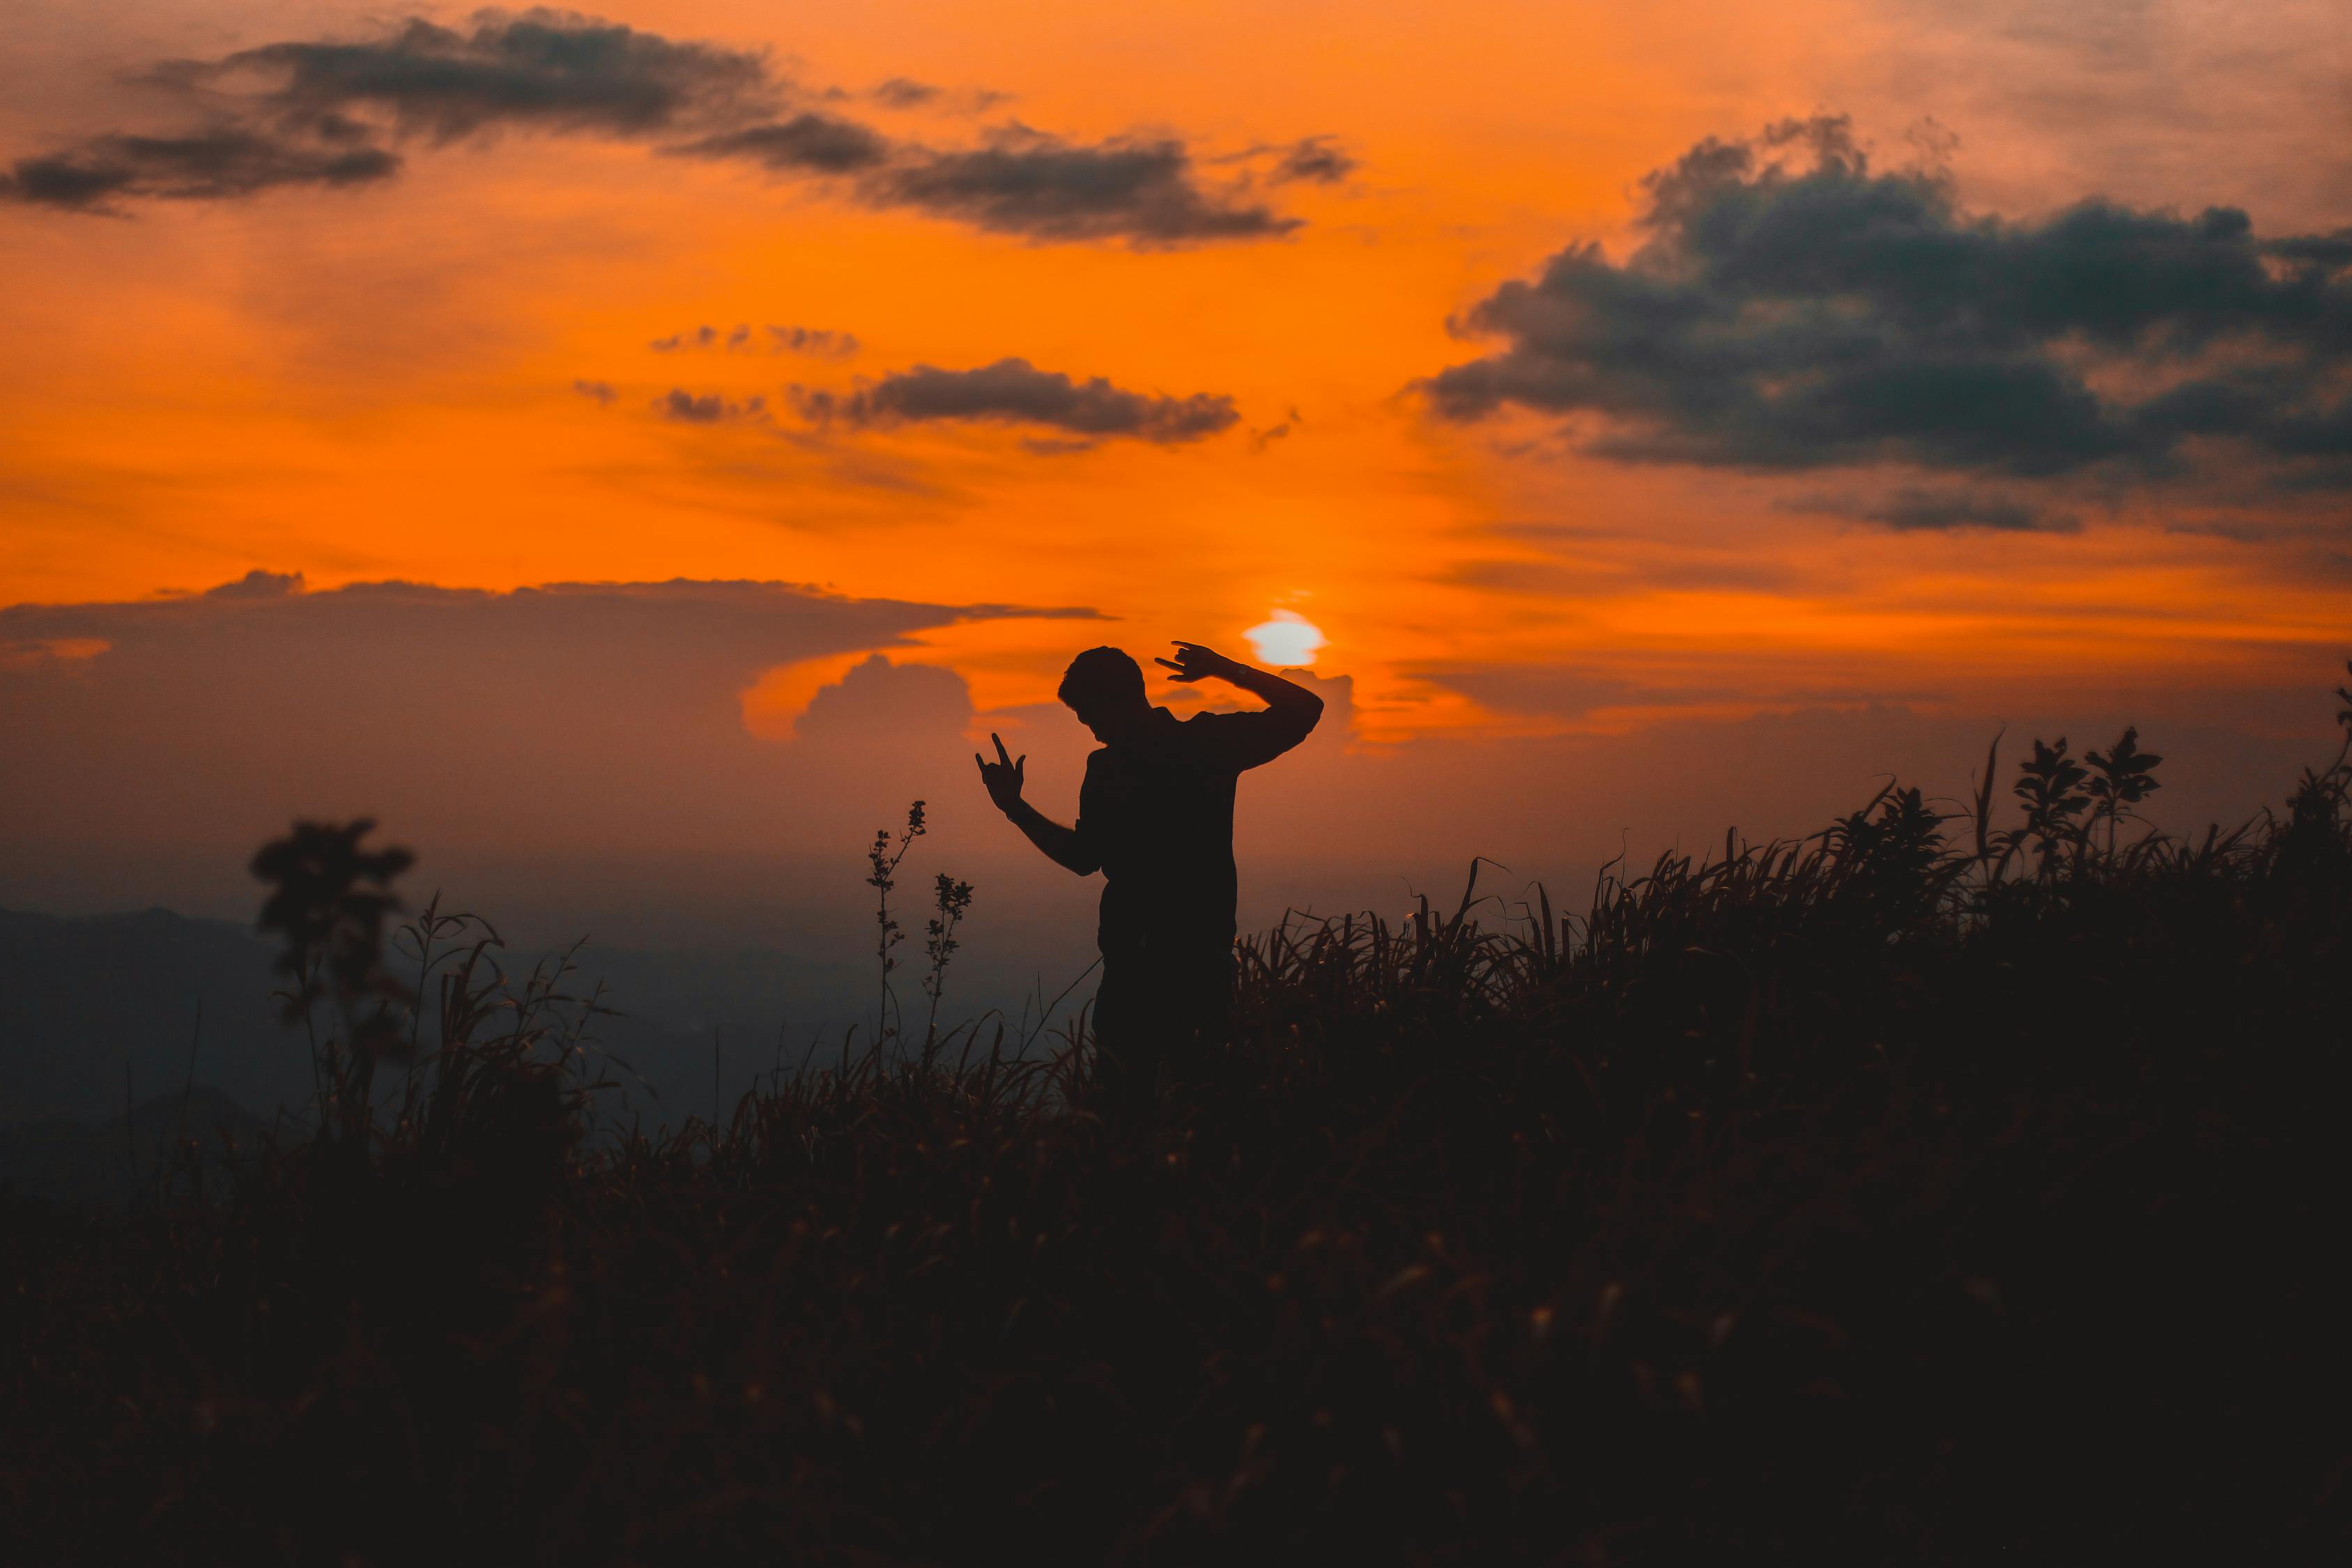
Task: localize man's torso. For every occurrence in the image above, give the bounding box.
[1079,709,1249,955]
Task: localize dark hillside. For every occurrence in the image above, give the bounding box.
[4,679,2349,1564]
[0,907,284,1123]
[0,1086,272,1204]
[0,907,876,1132]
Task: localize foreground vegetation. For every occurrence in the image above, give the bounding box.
[7,678,2352,1564]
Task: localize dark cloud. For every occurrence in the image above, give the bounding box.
[675,113,891,174]
[795,358,1238,445]
[769,325,857,358]
[870,128,1293,243]
[4,10,758,210]
[870,77,939,110]
[573,378,617,405]
[197,13,774,141]
[655,389,766,423]
[652,323,857,357]
[1785,486,2078,532]
[1422,115,2352,489]
[6,13,1310,245]
[865,77,1010,116]
[1247,405,1306,453]
[1268,136,1356,185]
[680,119,1296,243]
[2268,230,2352,269]
[1,128,397,210]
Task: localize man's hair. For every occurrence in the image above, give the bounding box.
[1059,645,1146,710]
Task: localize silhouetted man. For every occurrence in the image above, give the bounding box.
[976,642,1323,1107]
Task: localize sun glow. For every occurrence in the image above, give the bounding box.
[1244,610,1327,668]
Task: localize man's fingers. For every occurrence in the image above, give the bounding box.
[1153,657,1183,672]
[974,753,985,770]
[1016,754,1027,771]
[992,732,1013,765]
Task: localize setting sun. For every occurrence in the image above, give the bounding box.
[1243,610,1327,669]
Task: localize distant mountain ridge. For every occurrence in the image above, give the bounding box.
[0,905,291,1125]
[0,904,884,1139]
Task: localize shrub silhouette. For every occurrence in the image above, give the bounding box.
[4,665,2350,1564]
[250,817,415,1138]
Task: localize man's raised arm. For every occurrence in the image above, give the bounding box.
[1158,642,1324,749]
[975,733,1099,875]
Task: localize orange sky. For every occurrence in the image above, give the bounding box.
[3,0,2349,760]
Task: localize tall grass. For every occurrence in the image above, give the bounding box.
[4,670,2349,1564]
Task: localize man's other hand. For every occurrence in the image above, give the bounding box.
[975,732,1027,813]
[1155,641,1242,684]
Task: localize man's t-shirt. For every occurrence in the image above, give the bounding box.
[1074,704,1316,958]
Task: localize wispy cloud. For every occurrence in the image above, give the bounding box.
[649,323,858,358]
[3,11,1316,245]
[655,388,767,424]
[793,358,1240,445]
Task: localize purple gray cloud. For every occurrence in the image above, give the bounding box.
[1424,116,2352,494]
[3,11,1309,244]
[794,358,1240,445]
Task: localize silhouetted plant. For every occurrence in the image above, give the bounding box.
[2280,660,2352,869]
[1825,782,1953,921]
[2007,735,2093,877]
[387,890,502,1055]
[868,800,927,1040]
[922,870,976,1058]
[250,818,415,1136]
[2085,725,2163,852]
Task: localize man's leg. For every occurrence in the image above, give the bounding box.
[1161,946,1237,1087]
[1089,951,1163,1112]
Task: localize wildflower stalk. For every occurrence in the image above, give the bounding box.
[922,872,976,1062]
[868,801,928,1045]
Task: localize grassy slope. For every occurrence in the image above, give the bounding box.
[4,703,2349,1565]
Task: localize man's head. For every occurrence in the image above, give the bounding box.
[1059,645,1152,744]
